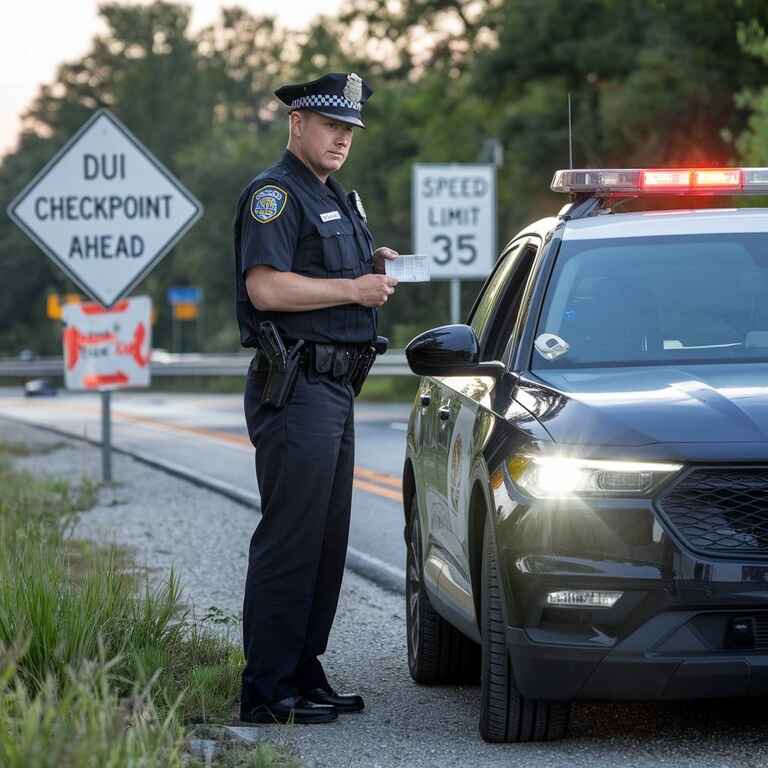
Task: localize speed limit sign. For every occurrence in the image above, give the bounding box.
[413,164,496,280]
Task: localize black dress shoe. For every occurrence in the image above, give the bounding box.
[239,696,337,724]
[303,687,365,713]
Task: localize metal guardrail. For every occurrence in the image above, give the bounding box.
[0,351,413,378]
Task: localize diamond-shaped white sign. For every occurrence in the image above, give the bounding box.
[7,110,202,307]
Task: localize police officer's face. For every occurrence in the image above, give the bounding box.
[294,111,354,176]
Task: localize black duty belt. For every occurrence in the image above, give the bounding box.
[252,341,370,382]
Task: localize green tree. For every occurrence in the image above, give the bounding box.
[6,0,768,355]
[0,2,290,353]
[736,19,768,165]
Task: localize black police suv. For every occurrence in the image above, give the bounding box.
[402,167,768,742]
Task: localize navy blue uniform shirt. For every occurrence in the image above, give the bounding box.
[234,149,377,347]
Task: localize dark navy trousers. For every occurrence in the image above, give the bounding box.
[241,363,355,707]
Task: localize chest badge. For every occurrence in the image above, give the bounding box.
[351,190,367,222]
[250,185,288,224]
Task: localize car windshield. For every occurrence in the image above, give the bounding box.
[533,232,768,369]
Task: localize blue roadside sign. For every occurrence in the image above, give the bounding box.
[167,286,202,305]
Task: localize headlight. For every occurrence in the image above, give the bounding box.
[507,455,682,499]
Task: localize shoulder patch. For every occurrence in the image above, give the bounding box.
[250,185,289,223]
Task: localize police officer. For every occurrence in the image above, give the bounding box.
[234,72,398,724]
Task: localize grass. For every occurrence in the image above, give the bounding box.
[216,744,299,767]
[0,460,96,537]
[0,654,186,768]
[7,372,418,401]
[0,441,294,767]
[189,727,300,768]
[0,439,69,457]
[358,374,418,402]
[148,373,419,402]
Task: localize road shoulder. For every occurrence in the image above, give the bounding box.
[3,419,767,768]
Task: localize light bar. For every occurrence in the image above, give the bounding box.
[552,167,768,195]
[546,590,623,609]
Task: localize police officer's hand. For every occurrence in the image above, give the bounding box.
[373,247,399,275]
[354,274,398,307]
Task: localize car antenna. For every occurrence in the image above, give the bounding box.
[568,92,573,169]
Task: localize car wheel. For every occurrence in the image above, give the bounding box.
[479,513,571,742]
[406,494,480,684]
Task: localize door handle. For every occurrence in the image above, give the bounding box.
[420,393,431,407]
[438,405,451,421]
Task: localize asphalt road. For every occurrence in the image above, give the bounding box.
[0,387,410,587]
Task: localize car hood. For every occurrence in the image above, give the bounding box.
[518,364,768,448]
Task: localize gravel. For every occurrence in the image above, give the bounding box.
[4,419,768,768]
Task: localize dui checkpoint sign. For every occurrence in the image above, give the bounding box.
[62,296,152,391]
[413,163,496,280]
[7,110,202,307]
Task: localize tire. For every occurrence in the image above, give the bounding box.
[406,494,480,684]
[479,513,571,742]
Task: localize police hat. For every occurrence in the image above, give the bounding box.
[275,73,373,129]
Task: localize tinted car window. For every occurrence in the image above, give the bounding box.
[470,240,536,360]
[533,233,768,369]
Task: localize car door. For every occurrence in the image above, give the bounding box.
[430,238,540,626]
[414,374,444,594]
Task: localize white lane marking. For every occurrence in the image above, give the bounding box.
[345,547,406,581]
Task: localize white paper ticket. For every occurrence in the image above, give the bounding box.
[385,253,431,282]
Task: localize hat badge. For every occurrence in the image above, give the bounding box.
[344,73,363,103]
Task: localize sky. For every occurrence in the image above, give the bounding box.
[0,0,342,155]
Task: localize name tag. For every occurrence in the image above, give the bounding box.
[320,210,341,222]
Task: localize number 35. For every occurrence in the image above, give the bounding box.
[432,234,477,266]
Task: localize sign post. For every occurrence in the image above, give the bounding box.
[8,109,202,482]
[450,279,461,326]
[413,164,496,323]
[167,286,202,352]
[101,391,112,483]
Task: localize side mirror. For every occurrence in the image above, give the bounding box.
[405,324,506,379]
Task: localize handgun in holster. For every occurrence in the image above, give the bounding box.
[350,335,389,396]
[256,321,304,408]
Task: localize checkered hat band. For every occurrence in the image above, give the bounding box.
[291,94,361,111]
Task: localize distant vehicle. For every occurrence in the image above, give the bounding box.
[18,349,35,361]
[403,167,768,742]
[24,378,57,397]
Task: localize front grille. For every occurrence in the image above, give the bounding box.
[755,615,768,649]
[658,467,768,557]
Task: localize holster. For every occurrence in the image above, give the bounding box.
[349,336,389,396]
[261,350,302,408]
[256,321,304,409]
